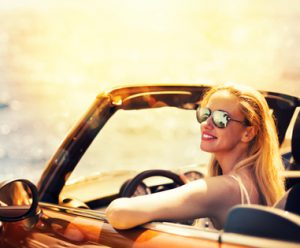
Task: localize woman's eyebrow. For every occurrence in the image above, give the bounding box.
[216,109,229,113]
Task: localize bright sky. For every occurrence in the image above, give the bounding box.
[1,0,300,97]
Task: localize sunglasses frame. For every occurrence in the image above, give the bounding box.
[196,107,247,128]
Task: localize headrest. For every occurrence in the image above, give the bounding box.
[265,94,296,146]
[292,111,300,164]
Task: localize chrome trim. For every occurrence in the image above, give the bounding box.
[222,233,300,248]
[124,90,192,100]
[40,202,106,221]
[144,222,220,242]
[281,171,300,178]
[26,238,49,248]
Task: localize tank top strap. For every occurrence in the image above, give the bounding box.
[229,175,251,205]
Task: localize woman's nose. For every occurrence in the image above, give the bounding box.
[201,115,214,129]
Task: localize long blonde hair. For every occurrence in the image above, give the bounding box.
[201,83,285,206]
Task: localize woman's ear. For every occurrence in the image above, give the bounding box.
[241,126,257,143]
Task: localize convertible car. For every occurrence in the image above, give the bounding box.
[0,84,300,248]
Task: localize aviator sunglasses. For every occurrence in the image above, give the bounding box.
[196,107,248,128]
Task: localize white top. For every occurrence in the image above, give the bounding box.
[229,174,251,204]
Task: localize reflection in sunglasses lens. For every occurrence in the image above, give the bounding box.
[196,108,229,128]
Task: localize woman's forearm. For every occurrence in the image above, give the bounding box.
[105,197,153,229]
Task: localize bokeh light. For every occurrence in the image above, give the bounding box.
[0,0,300,182]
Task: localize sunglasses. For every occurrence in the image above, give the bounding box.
[196,107,248,128]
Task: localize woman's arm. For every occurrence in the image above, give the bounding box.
[105,176,240,229]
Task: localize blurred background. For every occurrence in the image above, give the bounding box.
[0,0,300,183]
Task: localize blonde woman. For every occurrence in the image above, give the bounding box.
[106,83,286,230]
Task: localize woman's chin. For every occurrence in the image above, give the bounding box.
[200,144,215,153]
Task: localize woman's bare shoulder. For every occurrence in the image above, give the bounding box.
[204,174,241,191]
[185,175,241,209]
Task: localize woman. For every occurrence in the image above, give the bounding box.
[105,83,286,230]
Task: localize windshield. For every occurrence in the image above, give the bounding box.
[62,107,210,200]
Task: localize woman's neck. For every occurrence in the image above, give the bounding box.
[215,148,248,175]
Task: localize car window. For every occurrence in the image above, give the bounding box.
[61,107,210,202]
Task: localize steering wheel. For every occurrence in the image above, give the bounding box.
[119,169,185,197]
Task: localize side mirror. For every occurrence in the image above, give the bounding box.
[0,179,39,222]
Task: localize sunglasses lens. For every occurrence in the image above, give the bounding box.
[196,107,211,123]
[196,108,231,128]
[213,110,229,128]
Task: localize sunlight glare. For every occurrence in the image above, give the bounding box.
[3,0,299,98]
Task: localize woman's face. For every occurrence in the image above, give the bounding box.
[200,90,248,154]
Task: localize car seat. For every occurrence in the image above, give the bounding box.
[265,93,298,146]
[284,183,300,216]
[285,111,300,189]
[224,184,300,242]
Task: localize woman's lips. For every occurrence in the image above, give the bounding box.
[202,132,217,141]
